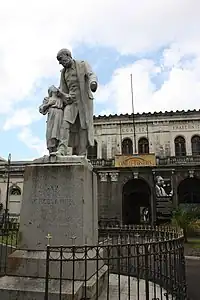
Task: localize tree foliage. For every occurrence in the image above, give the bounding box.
[171,205,200,242]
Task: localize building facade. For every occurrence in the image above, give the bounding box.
[1,110,200,225]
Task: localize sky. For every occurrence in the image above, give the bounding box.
[0,0,200,160]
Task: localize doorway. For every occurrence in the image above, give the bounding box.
[178,177,200,204]
[122,178,151,224]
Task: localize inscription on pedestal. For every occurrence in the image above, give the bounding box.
[31,198,67,205]
[19,161,98,249]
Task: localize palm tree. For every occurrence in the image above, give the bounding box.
[171,206,200,243]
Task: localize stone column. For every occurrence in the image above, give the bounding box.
[98,172,109,223]
[186,138,192,155]
[109,171,120,223]
[106,136,112,159]
[97,137,102,159]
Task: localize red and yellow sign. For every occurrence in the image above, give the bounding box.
[115,154,156,168]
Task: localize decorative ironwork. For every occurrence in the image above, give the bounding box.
[0,156,200,175]
[90,156,200,168]
[44,226,187,299]
[158,155,200,166]
[46,233,52,246]
[0,215,19,275]
[0,217,188,299]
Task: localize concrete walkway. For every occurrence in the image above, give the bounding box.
[99,274,171,300]
[186,257,200,300]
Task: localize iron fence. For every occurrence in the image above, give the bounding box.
[0,218,19,276]
[0,219,188,299]
[44,227,187,300]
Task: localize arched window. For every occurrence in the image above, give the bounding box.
[191,135,200,155]
[138,137,149,154]
[9,185,22,216]
[10,186,21,196]
[122,138,133,155]
[87,140,98,159]
[174,136,186,157]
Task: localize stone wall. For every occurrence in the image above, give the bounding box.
[93,111,200,158]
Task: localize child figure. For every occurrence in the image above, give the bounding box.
[39,85,64,154]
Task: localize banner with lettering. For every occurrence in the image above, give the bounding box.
[154,170,174,222]
[115,154,156,168]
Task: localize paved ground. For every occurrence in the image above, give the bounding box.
[99,274,171,300]
[186,258,200,300]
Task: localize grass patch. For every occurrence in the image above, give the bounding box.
[0,231,18,246]
[185,239,200,249]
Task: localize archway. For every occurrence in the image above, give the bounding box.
[178,177,200,204]
[122,178,151,224]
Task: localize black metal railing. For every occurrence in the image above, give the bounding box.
[0,219,19,276]
[90,158,115,167]
[98,224,181,242]
[0,219,187,299]
[0,156,199,174]
[157,155,200,166]
[44,226,187,299]
[89,155,200,168]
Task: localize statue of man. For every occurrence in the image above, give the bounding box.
[55,48,98,156]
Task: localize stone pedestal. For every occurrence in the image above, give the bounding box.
[0,156,107,299]
[20,155,98,249]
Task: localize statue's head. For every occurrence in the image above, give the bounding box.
[156,176,164,187]
[57,48,73,68]
[48,85,58,97]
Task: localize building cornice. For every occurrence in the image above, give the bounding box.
[93,109,200,121]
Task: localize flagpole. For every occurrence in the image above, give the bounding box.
[119,119,123,154]
[130,74,137,153]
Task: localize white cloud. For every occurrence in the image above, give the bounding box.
[18,127,47,157]
[97,60,159,113]
[97,56,200,114]
[0,0,199,114]
[1,0,200,157]
[3,108,42,130]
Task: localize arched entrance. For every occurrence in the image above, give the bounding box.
[122,178,151,224]
[178,177,200,204]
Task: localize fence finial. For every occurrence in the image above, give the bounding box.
[46,233,52,246]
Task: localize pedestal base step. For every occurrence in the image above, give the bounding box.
[0,276,83,300]
[0,265,108,300]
